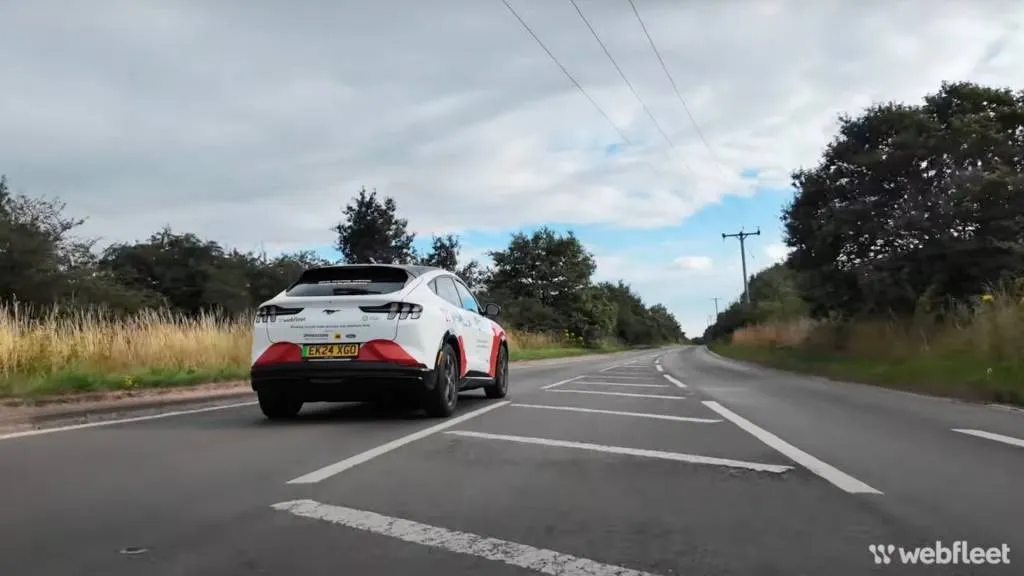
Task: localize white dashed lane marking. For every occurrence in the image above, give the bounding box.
[286,401,509,484]
[662,374,687,388]
[704,401,882,495]
[540,376,584,390]
[549,389,687,400]
[272,499,666,576]
[581,375,659,380]
[952,428,1024,449]
[572,381,671,388]
[445,430,792,473]
[510,403,723,423]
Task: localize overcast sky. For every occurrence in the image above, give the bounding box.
[2,0,1023,337]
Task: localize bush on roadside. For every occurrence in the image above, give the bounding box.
[722,280,1024,404]
[0,303,605,399]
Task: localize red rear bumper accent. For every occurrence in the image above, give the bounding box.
[357,340,425,368]
[253,342,303,366]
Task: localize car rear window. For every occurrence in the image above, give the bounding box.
[286,266,410,297]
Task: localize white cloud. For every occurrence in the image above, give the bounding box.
[2,0,1023,333]
[2,0,1022,249]
[764,243,792,264]
[672,256,713,271]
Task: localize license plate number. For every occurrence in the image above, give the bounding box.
[304,343,360,359]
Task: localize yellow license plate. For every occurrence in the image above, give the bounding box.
[304,343,360,359]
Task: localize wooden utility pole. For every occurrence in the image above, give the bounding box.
[722,228,760,305]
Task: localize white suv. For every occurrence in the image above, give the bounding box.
[250,264,509,419]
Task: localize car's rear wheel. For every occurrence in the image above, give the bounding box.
[423,342,459,418]
[257,391,303,420]
[484,345,509,399]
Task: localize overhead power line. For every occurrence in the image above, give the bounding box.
[500,0,634,147]
[567,0,692,175]
[627,0,731,179]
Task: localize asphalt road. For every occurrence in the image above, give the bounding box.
[1,347,1022,575]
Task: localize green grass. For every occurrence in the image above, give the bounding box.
[509,345,623,362]
[0,366,249,401]
[712,343,1024,406]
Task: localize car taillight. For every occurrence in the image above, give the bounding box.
[360,302,422,320]
[255,305,304,323]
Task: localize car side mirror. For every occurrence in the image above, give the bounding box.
[483,303,501,318]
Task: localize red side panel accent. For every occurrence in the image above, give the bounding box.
[357,340,424,368]
[456,335,469,377]
[253,342,302,366]
[487,325,505,377]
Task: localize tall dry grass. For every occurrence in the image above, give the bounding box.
[0,303,585,397]
[725,282,1024,403]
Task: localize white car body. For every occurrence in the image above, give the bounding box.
[249,264,509,419]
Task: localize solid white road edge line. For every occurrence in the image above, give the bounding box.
[703,401,883,495]
[662,374,687,388]
[952,428,1024,449]
[540,376,584,390]
[572,381,671,388]
[445,430,792,473]
[549,389,686,400]
[286,401,509,484]
[0,401,258,441]
[272,499,665,576]
[510,403,723,423]
[655,365,664,372]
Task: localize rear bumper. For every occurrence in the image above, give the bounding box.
[250,361,435,402]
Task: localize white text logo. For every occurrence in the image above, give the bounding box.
[869,541,1010,566]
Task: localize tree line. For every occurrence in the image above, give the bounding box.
[0,180,685,346]
[701,81,1024,342]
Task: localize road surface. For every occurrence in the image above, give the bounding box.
[1,347,1021,575]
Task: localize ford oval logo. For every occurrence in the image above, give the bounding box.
[323,309,338,315]
[345,333,356,338]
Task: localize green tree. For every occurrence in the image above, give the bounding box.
[99,228,251,315]
[0,175,143,311]
[332,187,417,264]
[487,227,595,309]
[419,233,485,289]
[784,81,1024,318]
[241,249,333,305]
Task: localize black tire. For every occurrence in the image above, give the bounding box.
[423,342,460,418]
[257,391,303,420]
[484,345,509,399]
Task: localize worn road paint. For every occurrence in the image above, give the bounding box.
[510,403,722,423]
[952,428,1024,449]
[572,381,671,388]
[286,401,509,484]
[662,374,687,388]
[704,401,883,495]
[548,389,686,400]
[540,376,584,390]
[445,430,792,473]
[580,375,659,380]
[272,499,665,576]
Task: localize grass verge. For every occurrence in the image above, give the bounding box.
[0,304,619,400]
[712,343,1023,405]
[711,282,1024,406]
